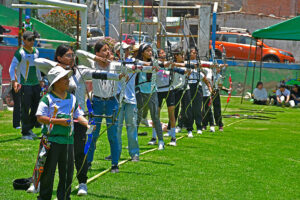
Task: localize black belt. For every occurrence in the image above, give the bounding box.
[93,95,115,101]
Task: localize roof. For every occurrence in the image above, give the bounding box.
[252,15,300,40]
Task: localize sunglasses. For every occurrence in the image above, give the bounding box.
[26,38,35,42]
[64,53,75,58]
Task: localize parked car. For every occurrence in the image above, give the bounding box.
[211,31,295,63]
[132,32,152,45]
[122,34,135,45]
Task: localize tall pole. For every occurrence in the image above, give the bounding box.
[160,0,167,50]
[76,0,80,50]
[124,0,127,21]
[18,5,23,47]
[198,5,210,60]
[259,39,264,81]
[241,40,253,104]
[211,2,218,60]
[105,0,109,36]
[251,41,258,94]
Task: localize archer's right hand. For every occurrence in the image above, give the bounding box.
[119,73,129,82]
[12,81,21,93]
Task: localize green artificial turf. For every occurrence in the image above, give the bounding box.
[0,97,299,200]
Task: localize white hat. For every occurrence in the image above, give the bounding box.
[132,44,140,52]
[114,42,131,52]
[47,66,73,91]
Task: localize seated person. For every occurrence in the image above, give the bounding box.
[276,84,290,106]
[253,81,268,105]
[290,84,300,107]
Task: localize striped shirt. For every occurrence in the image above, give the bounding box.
[36,92,84,144]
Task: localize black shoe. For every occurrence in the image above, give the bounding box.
[111,165,119,173]
[138,132,148,136]
[35,123,42,128]
[147,138,157,145]
[87,162,92,170]
[105,155,112,161]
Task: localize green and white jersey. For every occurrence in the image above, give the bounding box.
[9,47,41,85]
[36,92,84,144]
[23,21,33,32]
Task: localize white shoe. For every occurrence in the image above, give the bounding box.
[197,130,202,134]
[27,183,39,193]
[175,127,181,133]
[187,131,193,138]
[163,132,171,137]
[210,126,215,132]
[77,183,88,196]
[169,137,177,146]
[158,140,164,150]
[22,135,34,140]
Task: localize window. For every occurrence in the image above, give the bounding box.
[239,36,255,45]
[216,34,221,41]
[222,34,238,43]
[145,36,152,43]
[90,29,103,37]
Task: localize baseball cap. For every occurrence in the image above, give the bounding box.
[25,15,30,20]
[114,42,131,52]
[23,31,35,40]
[132,44,140,52]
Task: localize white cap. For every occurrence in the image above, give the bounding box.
[114,42,131,52]
[47,66,73,90]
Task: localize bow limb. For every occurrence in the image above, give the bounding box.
[223,75,232,113]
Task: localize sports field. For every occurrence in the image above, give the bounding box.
[0,97,299,200]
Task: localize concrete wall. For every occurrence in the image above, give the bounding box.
[217,12,300,62]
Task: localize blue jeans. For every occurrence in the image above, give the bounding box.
[117,103,139,157]
[87,97,119,166]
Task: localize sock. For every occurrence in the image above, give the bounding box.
[170,128,176,138]
[152,128,157,138]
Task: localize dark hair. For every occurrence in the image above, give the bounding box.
[136,43,152,61]
[279,84,286,88]
[94,40,109,53]
[256,81,263,88]
[55,44,72,62]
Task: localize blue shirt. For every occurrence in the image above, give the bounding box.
[117,58,138,104]
[135,72,154,94]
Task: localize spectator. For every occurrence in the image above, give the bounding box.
[276,84,290,106]
[9,31,43,140]
[253,82,269,105]
[290,84,300,107]
[22,16,33,32]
